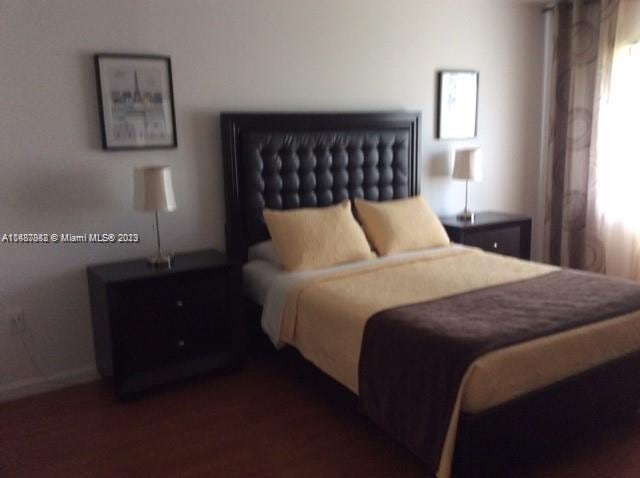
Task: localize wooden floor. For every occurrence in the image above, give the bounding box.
[2,353,640,478]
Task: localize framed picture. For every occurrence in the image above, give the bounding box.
[436,70,479,140]
[95,53,177,150]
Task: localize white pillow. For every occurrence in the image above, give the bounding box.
[248,240,282,266]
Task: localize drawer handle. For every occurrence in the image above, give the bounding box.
[175,300,184,308]
[492,242,499,249]
[177,339,185,348]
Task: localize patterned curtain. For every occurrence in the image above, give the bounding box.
[543,0,620,270]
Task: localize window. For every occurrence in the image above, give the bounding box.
[596,42,640,229]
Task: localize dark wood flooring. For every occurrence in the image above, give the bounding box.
[2,353,640,477]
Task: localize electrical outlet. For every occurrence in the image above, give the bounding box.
[8,307,26,336]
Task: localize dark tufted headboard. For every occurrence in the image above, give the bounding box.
[221,112,421,260]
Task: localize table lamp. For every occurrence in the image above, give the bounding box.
[134,166,176,267]
[452,147,482,222]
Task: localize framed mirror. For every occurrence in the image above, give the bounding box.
[436,70,479,140]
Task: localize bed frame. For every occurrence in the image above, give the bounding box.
[221,111,420,260]
[220,111,640,475]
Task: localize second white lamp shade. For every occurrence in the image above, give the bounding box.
[452,148,483,182]
[134,166,177,212]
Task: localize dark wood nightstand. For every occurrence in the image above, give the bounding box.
[440,212,532,260]
[87,249,245,399]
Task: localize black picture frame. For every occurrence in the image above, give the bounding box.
[436,70,479,140]
[94,53,178,151]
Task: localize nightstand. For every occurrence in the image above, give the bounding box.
[87,249,245,399]
[440,212,532,260]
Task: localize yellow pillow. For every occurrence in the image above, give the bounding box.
[263,201,374,272]
[354,196,450,256]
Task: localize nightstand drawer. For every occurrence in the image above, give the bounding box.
[463,226,521,257]
[440,213,532,261]
[120,328,230,376]
[114,273,234,375]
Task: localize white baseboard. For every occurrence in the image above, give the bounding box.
[0,365,99,403]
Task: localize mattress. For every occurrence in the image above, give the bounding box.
[243,259,281,306]
[244,247,640,411]
[243,246,640,478]
[273,246,640,477]
[242,245,461,344]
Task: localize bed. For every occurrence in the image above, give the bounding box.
[221,111,640,477]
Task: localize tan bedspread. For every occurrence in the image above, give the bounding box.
[278,246,640,477]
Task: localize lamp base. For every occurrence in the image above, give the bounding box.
[456,210,475,223]
[147,253,173,269]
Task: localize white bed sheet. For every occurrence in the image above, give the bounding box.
[242,244,466,347]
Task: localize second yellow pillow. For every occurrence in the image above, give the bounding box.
[354,196,450,256]
[263,200,374,272]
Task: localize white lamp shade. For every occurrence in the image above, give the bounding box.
[134,166,177,212]
[452,148,482,182]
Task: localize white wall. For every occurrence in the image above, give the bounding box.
[0,0,545,399]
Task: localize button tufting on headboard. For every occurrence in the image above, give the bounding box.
[222,112,420,260]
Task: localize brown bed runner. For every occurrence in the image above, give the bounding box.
[358,269,640,476]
